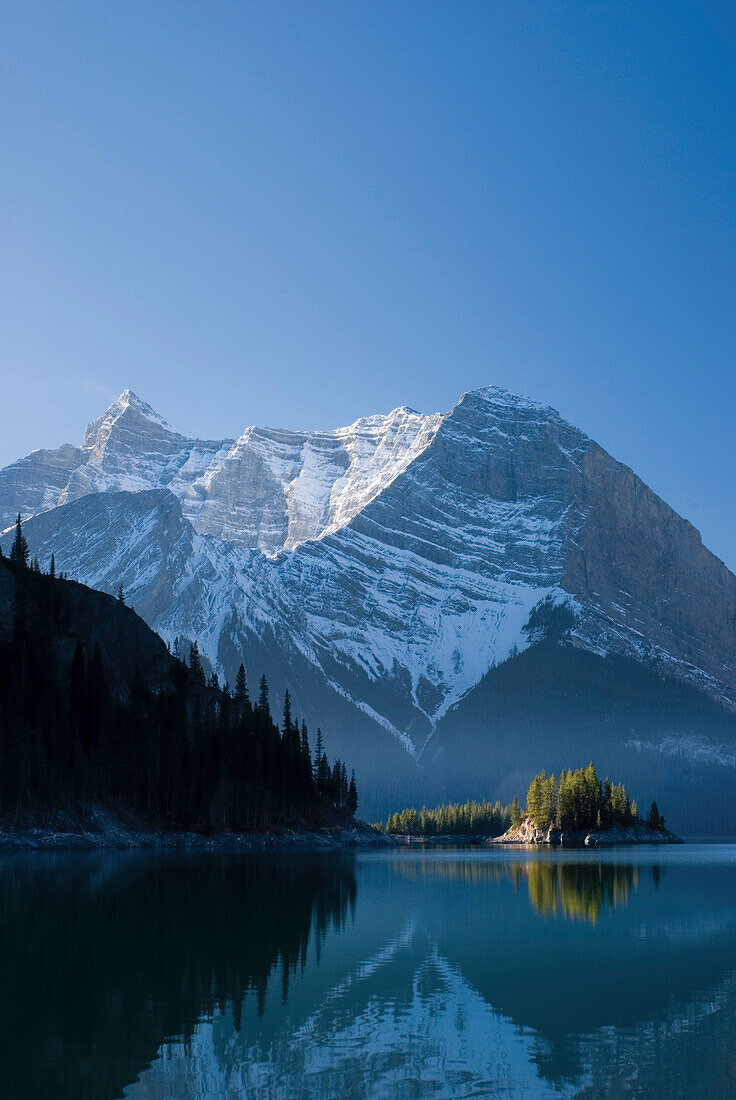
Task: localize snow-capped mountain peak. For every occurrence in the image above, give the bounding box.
[460,384,561,416]
[2,384,735,798]
[82,388,182,449]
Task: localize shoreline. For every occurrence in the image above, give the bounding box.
[1,808,702,854]
[0,806,396,854]
[390,833,491,846]
[388,821,684,848]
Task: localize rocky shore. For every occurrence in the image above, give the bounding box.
[492,817,682,847]
[0,806,396,853]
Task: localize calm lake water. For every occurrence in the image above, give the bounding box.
[3,845,736,1099]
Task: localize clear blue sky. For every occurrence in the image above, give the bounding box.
[1,2,734,567]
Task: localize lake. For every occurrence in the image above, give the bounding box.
[3,845,736,1098]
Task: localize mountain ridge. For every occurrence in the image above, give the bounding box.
[2,385,735,820]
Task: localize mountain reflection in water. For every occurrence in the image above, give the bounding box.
[2,847,736,1099]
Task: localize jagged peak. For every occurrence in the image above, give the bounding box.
[114,389,179,430]
[335,404,438,436]
[455,385,562,419]
[118,387,149,410]
[232,403,438,447]
[83,389,182,448]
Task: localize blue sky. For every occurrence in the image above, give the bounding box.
[1,2,734,567]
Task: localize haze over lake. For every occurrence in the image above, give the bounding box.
[4,845,736,1099]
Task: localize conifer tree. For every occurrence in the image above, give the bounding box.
[10,515,29,568]
[189,641,205,684]
[648,801,662,829]
[314,728,324,782]
[257,675,269,717]
[69,643,86,738]
[526,771,544,825]
[315,730,329,799]
[235,663,248,703]
[347,770,358,817]
[85,643,107,761]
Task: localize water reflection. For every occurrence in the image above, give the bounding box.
[2,848,736,1099]
[395,854,640,923]
[524,861,637,923]
[0,854,356,1100]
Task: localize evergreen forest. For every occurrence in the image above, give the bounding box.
[523,763,665,832]
[0,517,357,830]
[384,799,513,836]
[383,764,667,838]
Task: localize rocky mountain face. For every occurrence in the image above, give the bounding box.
[2,386,735,821]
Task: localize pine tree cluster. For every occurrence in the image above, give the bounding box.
[385,799,512,836]
[524,762,662,831]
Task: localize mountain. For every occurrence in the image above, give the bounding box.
[2,386,736,827]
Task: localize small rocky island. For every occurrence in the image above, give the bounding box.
[383,763,682,847]
[492,764,682,847]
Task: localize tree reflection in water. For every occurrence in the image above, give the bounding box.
[5,850,736,1100]
[524,861,638,923]
[393,854,640,924]
[0,854,356,1100]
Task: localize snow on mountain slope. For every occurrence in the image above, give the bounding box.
[0,388,230,530]
[178,405,442,554]
[2,388,442,557]
[2,385,736,771]
[58,389,233,506]
[130,929,577,1100]
[0,442,85,530]
[231,387,594,747]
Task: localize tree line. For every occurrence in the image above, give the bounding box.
[383,799,512,836]
[382,761,667,838]
[0,516,358,830]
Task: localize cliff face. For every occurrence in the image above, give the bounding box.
[563,442,736,703]
[0,443,85,530]
[1,385,735,820]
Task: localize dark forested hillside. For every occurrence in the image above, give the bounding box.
[0,537,357,831]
